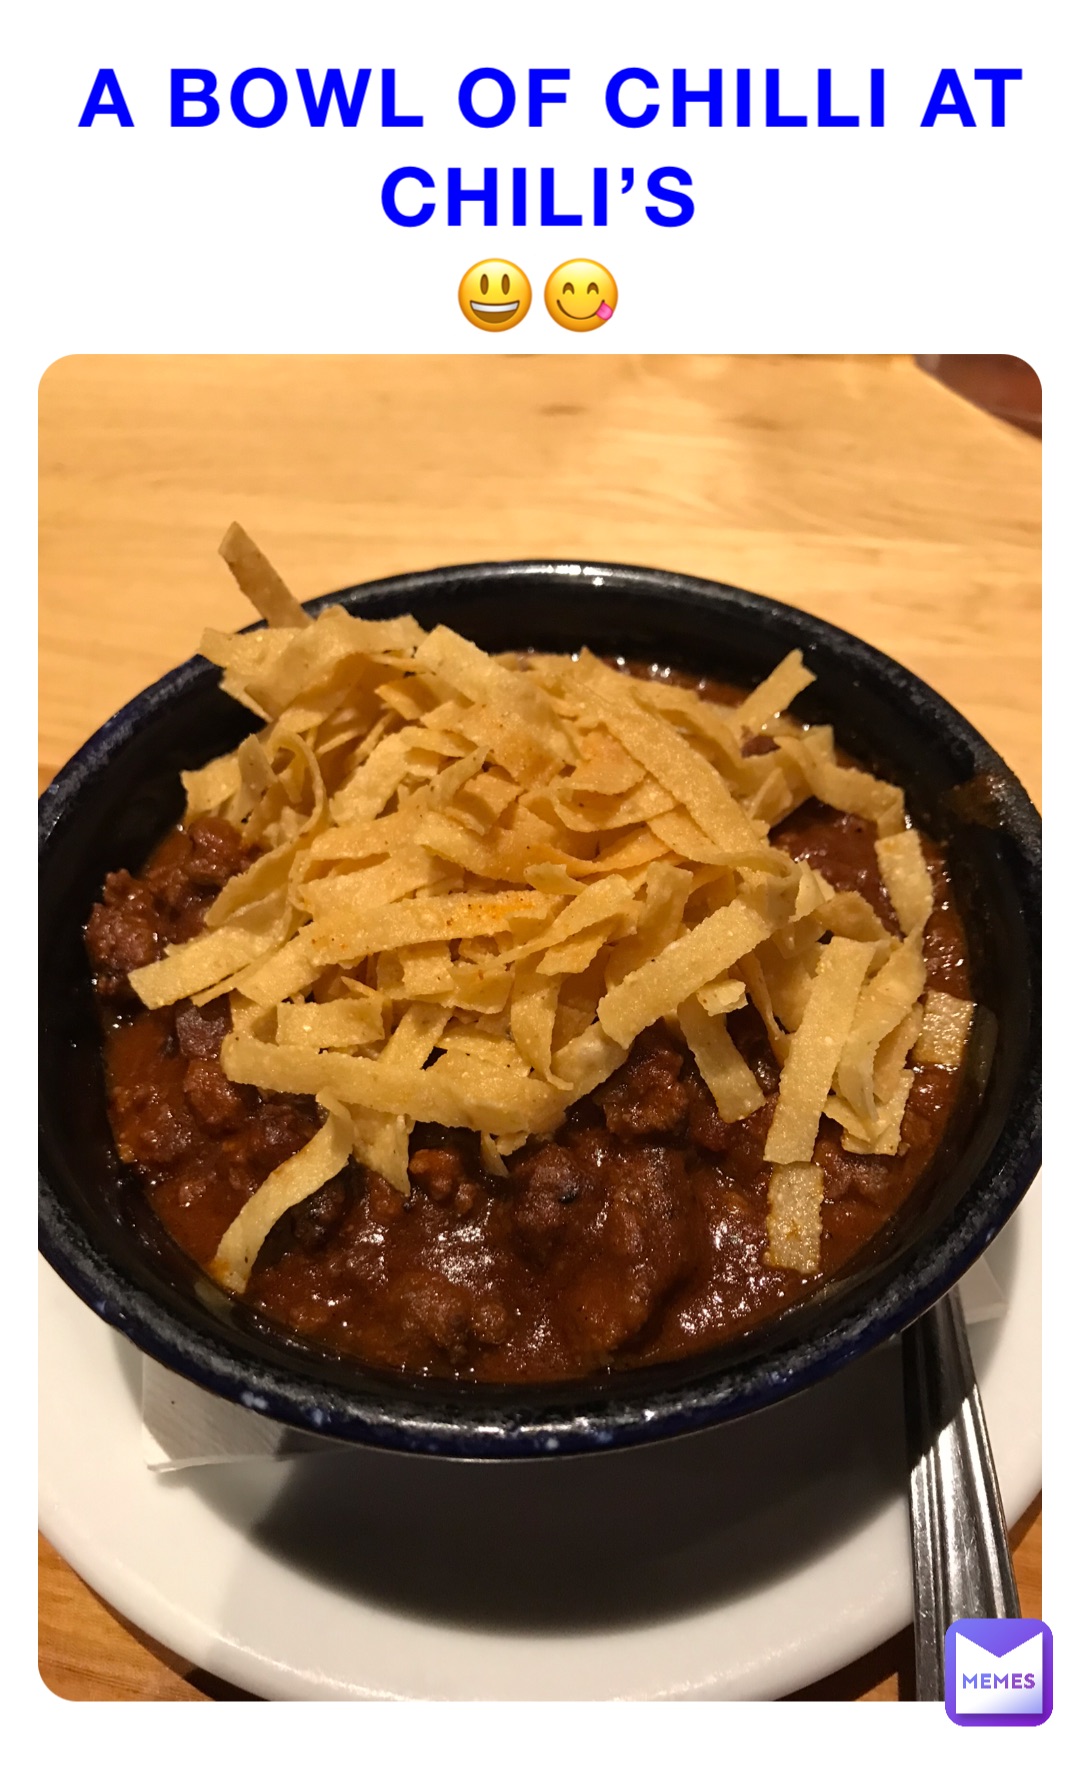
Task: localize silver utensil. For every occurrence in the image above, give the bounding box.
[903,1287,1020,1700]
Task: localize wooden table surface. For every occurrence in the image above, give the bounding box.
[38,353,1041,1701]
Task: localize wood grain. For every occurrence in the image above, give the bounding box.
[38,353,1041,1700]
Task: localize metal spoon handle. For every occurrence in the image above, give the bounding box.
[903,1288,1020,1701]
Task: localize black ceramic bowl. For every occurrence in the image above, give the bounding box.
[39,563,1041,1457]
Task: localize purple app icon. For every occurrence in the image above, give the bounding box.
[945,1619,1053,1726]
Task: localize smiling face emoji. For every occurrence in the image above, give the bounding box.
[544,260,618,332]
[458,260,532,332]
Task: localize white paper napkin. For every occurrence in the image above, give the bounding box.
[141,1364,325,1470]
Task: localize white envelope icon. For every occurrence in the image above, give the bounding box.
[953,1626,1043,1714]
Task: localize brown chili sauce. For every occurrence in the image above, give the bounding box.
[85,670,971,1383]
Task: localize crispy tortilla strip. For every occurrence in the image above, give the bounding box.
[792,862,832,922]
[182,753,244,821]
[398,941,453,996]
[731,651,814,734]
[277,998,385,1050]
[745,765,803,829]
[834,1070,915,1156]
[617,673,745,761]
[375,678,439,723]
[415,626,573,763]
[833,935,926,1123]
[330,730,415,824]
[241,616,351,716]
[537,917,626,977]
[492,1129,530,1159]
[765,1163,824,1274]
[598,899,773,1048]
[764,936,874,1164]
[814,892,891,946]
[220,1033,558,1134]
[199,626,295,680]
[913,991,975,1068]
[738,861,802,930]
[755,941,819,1034]
[430,963,514,1016]
[524,862,588,896]
[297,805,425,872]
[297,846,449,918]
[382,1001,450,1067]
[502,874,636,965]
[550,1021,629,1101]
[572,654,764,854]
[553,779,677,833]
[408,747,489,812]
[575,828,670,875]
[647,807,731,865]
[206,841,298,929]
[439,1026,529,1071]
[875,829,935,935]
[209,1095,352,1293]
[235,729,327,848]
[738,953,791,1065]
[423,696,558,785]
[563,731,645,796]
[418,807,580,883]
[229,994,275,1037]
[349,1105,412,1193]
[237,611,422,722]
[129,917,290,1010]
[479,1133,510,1178]
[218,522,312,630]
[449,768,521,832]
[510,969,561,1081]
[233,890,556,1003]
[678,998,765,1122]
[776,734,905,837]
[696,978,747,1016]
[874,1004,923,1102]
[604,862,694,988]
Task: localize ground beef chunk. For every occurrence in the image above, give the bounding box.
[390,1270,509,1364]
[509,1142,593,1264]
[814,1118,893,1202]
[741,733,779,758]
[409,1145,470,1202]
[596,1027,691,1137]
[85,818,254,1001]
[116,1086,198,1168]
[183,818,252,889]
[687,1086,774,1188]
[367,1173,408,1225]
[241,1100,321,1175]
[182,1058,251,1133]
[142,817,252,921]
[174,998,231,1060]
[85,873,163,998]
[289,1175,350,1253]
[566,1146,698,1357]
[773,801,898,929]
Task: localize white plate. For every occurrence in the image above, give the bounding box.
[38,1179,1040,1702]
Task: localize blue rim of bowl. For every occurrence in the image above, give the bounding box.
[39,561,1041,1457]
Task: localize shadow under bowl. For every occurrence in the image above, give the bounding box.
[39,562,1041,1458]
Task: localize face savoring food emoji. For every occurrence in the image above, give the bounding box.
[458,260,532,331]
[544,260,618,332]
